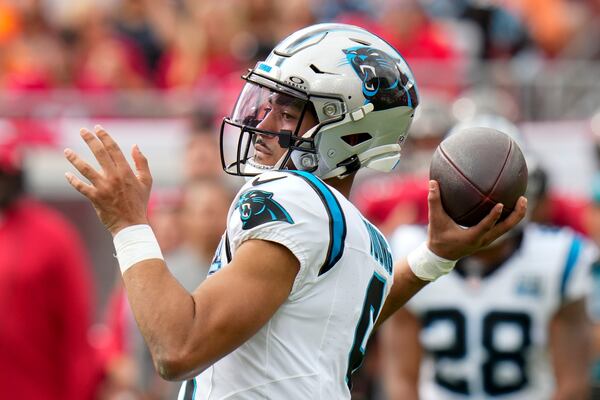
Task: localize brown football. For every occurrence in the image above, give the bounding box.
[429,127,528,227]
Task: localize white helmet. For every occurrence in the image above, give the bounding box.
[220,23,419,179]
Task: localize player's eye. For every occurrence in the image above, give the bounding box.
[258,106,272,120]
[281,111,298,122]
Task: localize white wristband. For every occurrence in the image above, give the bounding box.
[113,224,164,274]
[407,242,457,281]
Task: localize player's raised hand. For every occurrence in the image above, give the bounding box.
[426,180,527,260]
[64,125,153,236]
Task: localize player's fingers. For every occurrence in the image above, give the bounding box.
[485,197,527,240]
[80,128,116,173]
[426,180,451,224]
[94,125,131,170]
[65,171,96,199]
[132,145,153,187]
[64,148,102,184]
[469,203,504,236]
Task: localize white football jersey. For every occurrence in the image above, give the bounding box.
[178,170,394,400]
[390,224,596,400]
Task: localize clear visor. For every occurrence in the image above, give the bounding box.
[221,81,316,176]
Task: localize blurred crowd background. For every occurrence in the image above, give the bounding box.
[1,0,600,399]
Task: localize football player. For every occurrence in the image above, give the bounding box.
[381,117,596,400]
[64,24,526,399]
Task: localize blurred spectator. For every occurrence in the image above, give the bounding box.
[462,1,531,59]
[559,0,600,60]
[147,187,184,258]
[112,0,166,77]
[75,7,150,91]
[234,0,279,63]
[0,130,100,399]
[155,0,243,90]
[155,16,209,89]
[0,3,65,91]
[509,0,582,57]
[178,178,234,275]
[375,0,458,61]
[371,0,464,95]
[182,110,224,182]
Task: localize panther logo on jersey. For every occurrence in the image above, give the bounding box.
[343,46,418,111]
[237,190,294,230]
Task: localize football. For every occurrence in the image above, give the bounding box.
[429,127,528,227]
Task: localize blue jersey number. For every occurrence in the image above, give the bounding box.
[423,309,532,396]
[346,272,387,388]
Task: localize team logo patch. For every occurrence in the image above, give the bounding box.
[236,190,294,230]
[343,46,418,111]
[515,275,542,297]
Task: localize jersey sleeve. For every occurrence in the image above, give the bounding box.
[226,171,332,293]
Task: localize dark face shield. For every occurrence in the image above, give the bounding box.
[220,80,317,176]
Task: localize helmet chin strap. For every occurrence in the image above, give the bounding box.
[243,123,403,181]
[319,144,402,180]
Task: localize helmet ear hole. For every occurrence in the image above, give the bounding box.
[341,132,372,147]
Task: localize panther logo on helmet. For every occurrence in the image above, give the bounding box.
[237,190,294,230]
[343,46,418,111]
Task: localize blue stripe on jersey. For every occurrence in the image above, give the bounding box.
[288,171,347,275]
[183,378,196,400]
[560,235,583,300]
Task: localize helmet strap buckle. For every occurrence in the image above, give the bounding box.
[336,155,361,177]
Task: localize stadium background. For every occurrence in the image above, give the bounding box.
[1,0,600,399]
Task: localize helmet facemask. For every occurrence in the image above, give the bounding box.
[220,70,347,177]
[221,73,311,176]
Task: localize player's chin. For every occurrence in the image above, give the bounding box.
[253,154,276,168]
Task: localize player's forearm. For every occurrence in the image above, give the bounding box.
[552,380,589,400]
[552,341,592,400]
[376,259,428,328]
[385,383,419,400]
[122,259,202,380]
[550,300,592,400]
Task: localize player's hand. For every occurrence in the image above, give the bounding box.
[64,125,152,236]
[426,180,527,260]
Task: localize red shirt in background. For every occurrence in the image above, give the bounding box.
[0,198,100,400]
